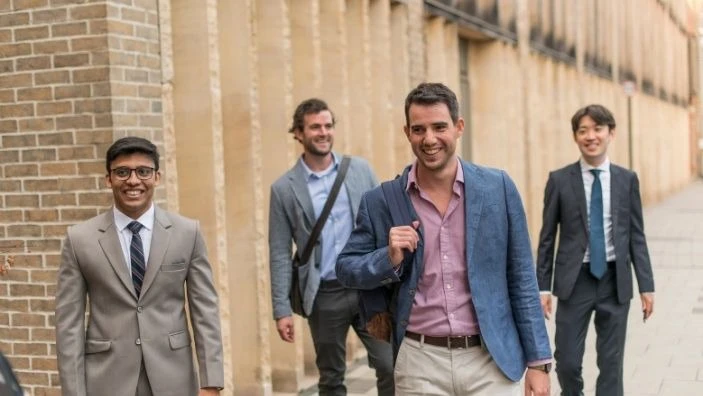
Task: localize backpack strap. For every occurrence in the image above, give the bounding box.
[380,176,417,270]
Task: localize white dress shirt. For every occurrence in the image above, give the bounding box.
[580,158,616,262]
[114,204,155,270]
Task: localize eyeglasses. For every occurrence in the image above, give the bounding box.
[110,166,156,181]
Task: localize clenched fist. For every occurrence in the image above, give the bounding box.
[388,221,420,269]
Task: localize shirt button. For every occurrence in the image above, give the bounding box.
[449,313,455,319]
[446,284,452,289]
[136,338,141,345]
[443,254,448,260]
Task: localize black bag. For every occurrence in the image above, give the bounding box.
[289,252,307,318]
[289,156,351,317]
[359,176,417,341]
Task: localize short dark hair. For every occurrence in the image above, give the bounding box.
[105,136,160,173]
[571,104,616,133]
[404,82,460,125]
[288,98,335,134]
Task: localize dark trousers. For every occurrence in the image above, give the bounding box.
[307,280,394,396]
[554,264,630,396]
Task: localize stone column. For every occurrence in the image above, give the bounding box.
[253,0,300,392]
[166,0,235,392]
[369,0,395,179]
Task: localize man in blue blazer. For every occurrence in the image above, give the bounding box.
[336,83,551,395]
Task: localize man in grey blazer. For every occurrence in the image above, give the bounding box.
[536,104,655,396]
[55,137,224,396]
[268,98,393,395]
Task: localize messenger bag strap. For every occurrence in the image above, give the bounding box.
[296,155,351,266]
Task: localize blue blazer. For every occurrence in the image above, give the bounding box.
[336,160,551,381]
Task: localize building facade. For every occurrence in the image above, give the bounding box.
[0,0,700,394]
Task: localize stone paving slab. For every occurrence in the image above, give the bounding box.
[277,181,703,396]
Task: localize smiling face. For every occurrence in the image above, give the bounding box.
[404,102,464,174]
[294,110,335,157]
[573,114,614,166]
[105,153,160,219]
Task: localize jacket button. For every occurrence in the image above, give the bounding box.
[137,306,143,313]
[400,320,408,326]
[135,338,141,345]
[408,288,415,296]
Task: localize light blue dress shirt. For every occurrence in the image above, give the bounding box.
[300,154,352,281]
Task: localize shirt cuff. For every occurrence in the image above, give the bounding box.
[527,358,552,367]
[539,291,551,295]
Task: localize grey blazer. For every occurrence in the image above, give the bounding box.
[268,154,378,319]
[55,207,224,396]
[536,161,655,303]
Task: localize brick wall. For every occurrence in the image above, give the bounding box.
[0,0,162,394]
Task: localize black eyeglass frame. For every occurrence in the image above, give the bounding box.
[110,166,156,181]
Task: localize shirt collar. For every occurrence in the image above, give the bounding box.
[299,152,339,180]
[579,157,610,173]
[406,157,464,193]
[113,204,155,232]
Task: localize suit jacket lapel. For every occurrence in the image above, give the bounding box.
[343,159,362,220]
[398,166,424,274]
[289,159,315,228]
[139,207,171,299]
[609,164,623,238]
[98,210,138,299]
[462,161,484,270]
[568,162,589,235]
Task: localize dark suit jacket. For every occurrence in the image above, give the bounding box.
[536,161,655,303]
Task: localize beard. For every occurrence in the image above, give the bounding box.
[303,137,333,156]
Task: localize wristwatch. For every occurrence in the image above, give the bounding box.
[528,363,552,373]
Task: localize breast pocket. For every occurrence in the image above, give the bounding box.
[160,262,187,272]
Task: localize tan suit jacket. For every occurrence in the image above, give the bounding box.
[55,207,224,396]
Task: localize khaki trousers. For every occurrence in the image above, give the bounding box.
[394,336,519,396]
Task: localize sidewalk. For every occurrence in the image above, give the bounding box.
[284,180,703,396]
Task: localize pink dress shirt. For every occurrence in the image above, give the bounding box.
[405,160,480,337]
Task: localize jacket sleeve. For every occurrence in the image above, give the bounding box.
[629,173,654,293]
[336,192,399,290]
[535,172,559,292]
[186,221,225,389]
[503,172,553,362]
[268,185,294,319]
[55,232,88,396]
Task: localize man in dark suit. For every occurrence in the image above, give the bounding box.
[536,104,655,396]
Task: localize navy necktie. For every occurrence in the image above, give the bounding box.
[589,169,606,279]
[127,221,146,296]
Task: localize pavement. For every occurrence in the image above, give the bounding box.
[278,180,703,396]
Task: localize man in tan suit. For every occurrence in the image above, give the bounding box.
[55,137,224,396]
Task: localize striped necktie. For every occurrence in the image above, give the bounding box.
[127,221,146,296]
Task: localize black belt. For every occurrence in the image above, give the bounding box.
[405,331,481,349]
[319,279,342,289]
